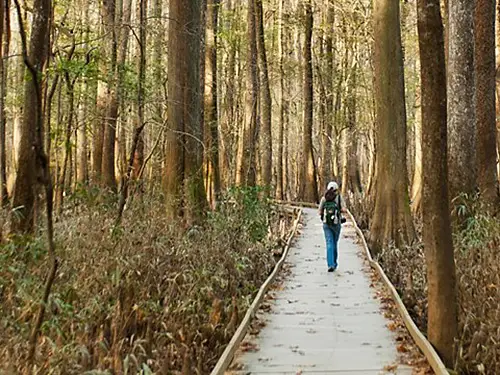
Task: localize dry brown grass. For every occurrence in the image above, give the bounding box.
[0,187,293,374]
[350,194,500,375]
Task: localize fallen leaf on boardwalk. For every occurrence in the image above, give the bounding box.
[383,364,398,372]
[387,322,397,331]
[397,344,409,353]
[240,341,259,352]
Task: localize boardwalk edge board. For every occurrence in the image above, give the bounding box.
[344,208,450,375]
[210,207,303,375]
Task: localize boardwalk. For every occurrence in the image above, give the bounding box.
[229,208,414,374]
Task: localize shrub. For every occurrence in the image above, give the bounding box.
[0,187,293,374]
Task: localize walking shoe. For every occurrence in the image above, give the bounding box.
[328,267,334,272]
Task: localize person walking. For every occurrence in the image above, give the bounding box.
[318,181,346,272]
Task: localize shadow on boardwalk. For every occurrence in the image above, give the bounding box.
[228,208,415,374]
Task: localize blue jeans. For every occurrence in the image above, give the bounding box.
[323,223,341,268]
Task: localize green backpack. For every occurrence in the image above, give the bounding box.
[324,197,341,226]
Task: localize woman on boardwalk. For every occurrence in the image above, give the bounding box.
[318,181,346,272]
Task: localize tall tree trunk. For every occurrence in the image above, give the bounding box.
[132,0,147,179]
[77,91,88,184]
[164,0,206,222]
[345,67,362,194]
[10,0,51,233]
[0,0,7,205]
[369,0,415,254]
[219,0,236,188]
[76,4,89,186]
[320,1,334,191]
[151,0,162,185]
[276,0,285,200]
[101,0,118,191]
[475,0,498,205]
[417,0,457,366]
[411,103,423,214]
[235,0,259,186]
[93,81,105,184]
[55,65,76,215]
[497,3,500,181]
[447,0,476,202]
[255,0,272,187]
[11,56,23,181]
[204,0,220,207]
[11,0,51,233]
[299,0,318,202]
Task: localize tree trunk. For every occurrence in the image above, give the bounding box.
[77,6,90,186]
[101,97,118,191]
[10,0,51,233]
[11,55,24,182]
[132,0,147,180]
[164,0,206,222]
[204,0,220,207]
[235,0,259,187]
[93,81,105,184]
[475,0,498,205]
[55,73,76,215]
[77,94,88,184]
[276,0,285,200]
[219,0,236,189]
[255,0,272,187]
[411,103,423,214]
[417,0,458,366]
[320,1,334,191]
[447,0,476,202]
[497,3,500,182]
[345,67,362,194]
[369,0,415,254]
[298,0,318,203]
[151,0,162,185]
[101,0,118,191]
[0,0,8,205]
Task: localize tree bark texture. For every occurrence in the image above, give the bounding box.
[369,0,415,254]
[204,0,220,207]
[235,0,259,187]
[411,104,423,214]
[496,2,500,182]
[320,2,334,191]
[100,0,118,191]
[475,0,498,205]
[164,0,206,222]
[55,71,76,215]
[299,0,318,203]
[92,81,105,184]
[417,0,458,366]
[447,0,476,201]
[0,0,8,205]
[255,0,272,187]
[132,0,147,180]
[10,0,50,233]
[276,0,285,200]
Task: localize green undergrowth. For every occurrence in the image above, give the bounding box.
[0,187,294,374]
[349,194,500,375]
